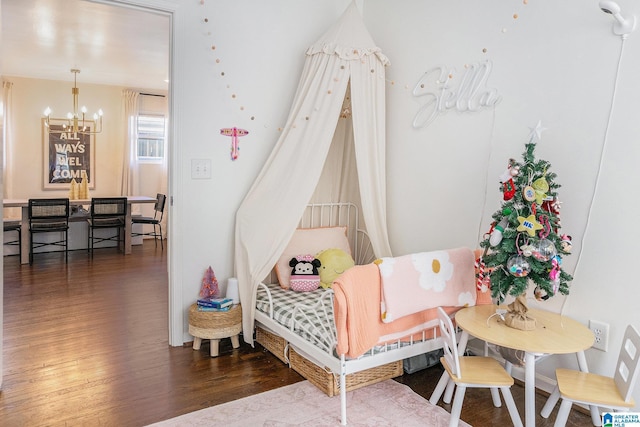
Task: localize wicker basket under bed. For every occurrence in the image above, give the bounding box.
[256,326,403,397]
[256,326,289,363]
[289,348,403,397]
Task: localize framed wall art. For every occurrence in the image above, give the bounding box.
[42,118,96,190]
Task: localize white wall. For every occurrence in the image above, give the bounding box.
[4,0,638,410]
[0,0,4,390]
[5,77,126,200]
[362,0,640,401]
[170,0,640,407]
[170,0,354,342]
[3,76,166,231]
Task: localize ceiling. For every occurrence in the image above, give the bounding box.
[1,0,170,91]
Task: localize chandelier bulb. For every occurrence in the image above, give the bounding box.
[43,69,104,136]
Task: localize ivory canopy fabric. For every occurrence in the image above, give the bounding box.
[234,1,393,344]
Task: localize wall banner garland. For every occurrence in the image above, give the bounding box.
[42,118,95,190]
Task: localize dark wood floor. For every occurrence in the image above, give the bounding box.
[0,242,591,426]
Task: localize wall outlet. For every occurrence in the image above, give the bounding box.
[589,320,609,352]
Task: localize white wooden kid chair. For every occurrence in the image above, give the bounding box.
[541,324,640,427]
[430,306,523,427]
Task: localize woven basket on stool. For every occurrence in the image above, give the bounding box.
[188,303,242,357]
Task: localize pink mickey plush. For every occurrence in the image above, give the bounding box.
[289,254,321,292]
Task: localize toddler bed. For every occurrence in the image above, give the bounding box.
[253,203,480,425]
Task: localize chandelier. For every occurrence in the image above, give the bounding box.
[44,69,103,135]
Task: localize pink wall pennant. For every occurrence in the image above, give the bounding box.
[220,127,249,160]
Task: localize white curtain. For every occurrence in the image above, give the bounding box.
[350,52,391,255]
[2,80,19,219]
[121,89,140,197]
[234,2,393,344]
[309,97,359,206]
[159,98,169,238]
[136,93,169,232]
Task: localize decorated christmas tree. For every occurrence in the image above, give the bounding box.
[478,123,573,305]
[199,266,220,299]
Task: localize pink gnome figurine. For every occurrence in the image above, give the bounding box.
[199,266,220,299]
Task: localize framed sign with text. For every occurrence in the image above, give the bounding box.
[42,118,95,190]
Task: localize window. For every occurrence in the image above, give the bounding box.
[137,114,166,161]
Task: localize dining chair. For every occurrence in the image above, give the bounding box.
[131,193,166,249]
[541,324,640,427]
[430,306,523,427]
[87,197,128,256]
[28,198,70,264]
[3,219,22,258]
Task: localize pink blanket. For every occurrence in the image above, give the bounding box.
[378,247,476,323]
[333,263,461,359]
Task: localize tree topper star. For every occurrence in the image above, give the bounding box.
[528,120,547,142]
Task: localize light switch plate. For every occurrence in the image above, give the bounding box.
[191,159,211,179]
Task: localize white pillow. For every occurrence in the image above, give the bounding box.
[275,227,351,289]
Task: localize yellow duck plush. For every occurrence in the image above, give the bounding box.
[315,248,355,289]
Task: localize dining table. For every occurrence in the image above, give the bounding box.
[455,304,596,427]
[3,196,157,264]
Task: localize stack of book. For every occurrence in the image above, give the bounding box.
[197,297,233,312]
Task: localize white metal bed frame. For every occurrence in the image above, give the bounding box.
[254,203,446,425]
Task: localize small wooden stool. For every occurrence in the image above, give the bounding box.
[188,303,242,357]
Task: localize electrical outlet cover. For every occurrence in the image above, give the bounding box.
[191,159,212,179]
[589,320,609,352]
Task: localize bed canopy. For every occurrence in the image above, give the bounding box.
[234,1,393,344]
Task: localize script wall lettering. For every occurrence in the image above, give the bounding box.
[412,60,501,128]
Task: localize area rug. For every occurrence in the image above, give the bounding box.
[147,379,470,427]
